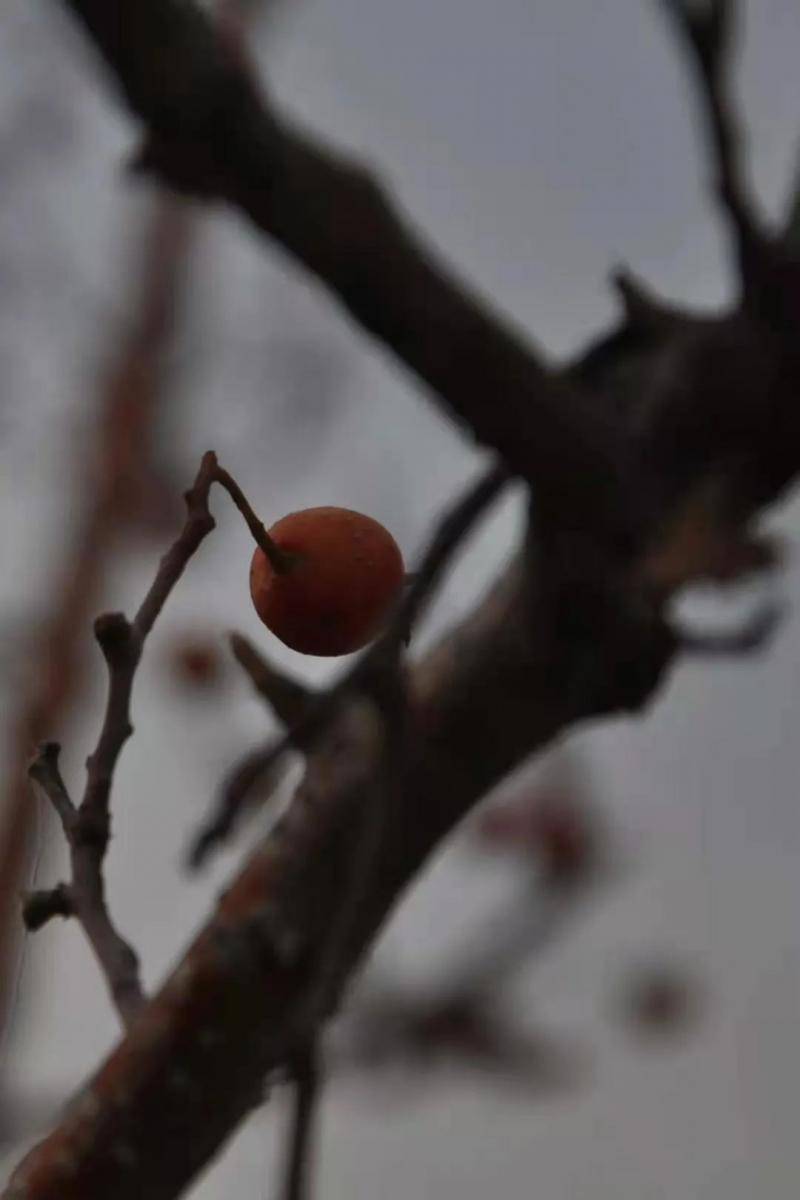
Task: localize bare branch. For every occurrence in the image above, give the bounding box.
[3,413,789,1193]
[3,551,664,1200]
[27,743,144,1026]
[28,743,76,832]
[21,454,221,1027]
[57,0,639,551]
[386,463,511,646]
[279,1043,321,1200]
[82,453,218,831]
[657,0,769,295]
[131,455,219,639]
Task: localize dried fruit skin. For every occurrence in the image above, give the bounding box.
[250,506,404,656]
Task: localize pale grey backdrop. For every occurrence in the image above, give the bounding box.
[1,2,799,1197]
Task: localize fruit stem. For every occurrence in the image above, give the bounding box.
[212,465,298,575]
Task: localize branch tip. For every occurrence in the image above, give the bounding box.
[610,266,677,331]
[229,632,314,726]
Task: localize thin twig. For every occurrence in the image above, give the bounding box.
[385,462,511,647]
[271,659,408,1200]
[658,0,767,292]
[23,453,220,1024]
[82,453,219,833]
[182,635,317,865]
[213,466,297,574]
[279,1042,321,1200]
[27,743,144,1026]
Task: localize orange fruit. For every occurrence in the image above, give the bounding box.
[250,507,404,656]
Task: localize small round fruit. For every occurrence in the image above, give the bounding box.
[250,506,404,656]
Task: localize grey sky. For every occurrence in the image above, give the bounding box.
[1,2,799,1197]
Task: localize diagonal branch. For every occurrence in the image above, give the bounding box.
[0,543,677,1200]
[80,453,219,848]
[58,0,639,551]
[4,410,796,1198]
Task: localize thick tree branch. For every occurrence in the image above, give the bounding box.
[58,0,640,551]
[1,529,681,1200]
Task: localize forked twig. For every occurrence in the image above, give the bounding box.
[24,452,219,1023]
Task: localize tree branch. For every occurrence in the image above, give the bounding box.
[279,1043,321,1200]
[58,0,640,551]
[21,454,220,1026]
[657,0,768,295]
[27,742,144,1027]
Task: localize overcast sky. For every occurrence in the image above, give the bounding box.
[1,2,800,1198]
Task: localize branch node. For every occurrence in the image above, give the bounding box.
[21,883,74,932]
[74,808,112,851]
[94,612,137,665]
[28,741,77,830]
